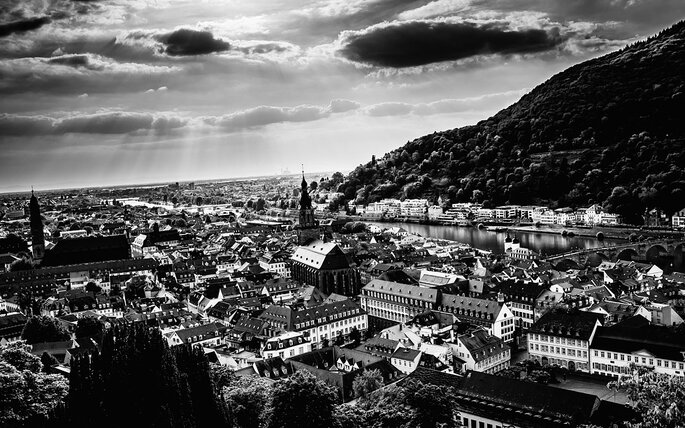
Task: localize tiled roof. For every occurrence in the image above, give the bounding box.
[173,322,222,343]
[260,298,364,331]
[391,347,421,361]
[529,310,603,340]
[291,240,353,270]
[458,330,507,363]
[591,324,685,361]
[407,368,602,427]
[439,294,504,322]
[363,279,438,303]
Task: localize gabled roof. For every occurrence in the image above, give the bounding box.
[41,234,130,267]
[591,323,685,361]
[529,310,603,340]
[173,322,222,343]
[291,240,354,270]
[439,294,505,322]
[407,368,604,427]
[254,356,292,379]
[458,329,507,363]
[391,347,421,361]
[363,279,438,303]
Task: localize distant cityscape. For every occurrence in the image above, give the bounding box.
[1,173,684,427]
[2,0,685,426]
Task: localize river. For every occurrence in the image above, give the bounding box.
[370,222,624,257]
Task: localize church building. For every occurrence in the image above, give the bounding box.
[290,174,360,296]
[29,190,45,261]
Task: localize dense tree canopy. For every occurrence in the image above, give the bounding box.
[56,323,227,428]
[223,375,272,428]
[0,342,69,427]
[265,370,338,428]
[21,315,71,344]
[339,22,685,222]
[352,369,383,399]
[74,316,105,339]
[609,365,685,427]
[339,378,460,428]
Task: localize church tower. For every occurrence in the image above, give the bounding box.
[296,173,320,245]
[29,190,45,261]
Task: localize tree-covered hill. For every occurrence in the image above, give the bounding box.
[339,21,685,224]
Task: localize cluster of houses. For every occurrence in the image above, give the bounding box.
[356,199,627,226]
[1,183,684,428]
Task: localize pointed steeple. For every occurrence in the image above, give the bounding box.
[299,167,312,211]
[29,190,45,261]
[296,166,318,244]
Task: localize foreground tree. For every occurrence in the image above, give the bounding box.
[0,342,69,427]
[353,369,383,399]
[74,316,105,339]
[265,370,338,428]
[61,323,227,428]
[609,365,684,427]
[21,315,71,344]
[223,375,271,428]
[337,378,461,428]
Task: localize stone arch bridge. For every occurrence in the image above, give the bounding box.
[544,239,685,271]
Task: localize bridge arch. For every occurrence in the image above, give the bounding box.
[674,243,685,272]
[554,259,581,271]
[616,248,639,262]
[645,244,670,268]
[587,252,609,267]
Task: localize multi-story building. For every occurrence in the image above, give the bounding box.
[493,205,519,219]
[493,281,544,330]
[506,247,540,261]
[391,347,422,374]
[589,322,685,377]
[360,280,439,324]
[531,209,557,225]
[672,208,685,228]
[584,205,621,225]
[291,239,360,296]
[454,329,510,374]
[366,199,401,217]
[262,331,312,360]
[427,205,444,220]
[438,294,516,343]
[259,298,367,348]
[408,368,629,428]
[399,199,428,217]
[131,229,181,257]
[0,258,158,298]
[259,251,291,279]
[475,208,494,219]
[527,310,604,372]
[164,322,225,349]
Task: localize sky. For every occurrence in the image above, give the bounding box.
[1,0,683,192]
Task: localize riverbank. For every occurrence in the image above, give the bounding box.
[341,214,684,241]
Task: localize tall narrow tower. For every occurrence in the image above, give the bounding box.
[296,171,319,245]
[29,190,45,261]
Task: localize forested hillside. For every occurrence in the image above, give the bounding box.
[339,21,685,224]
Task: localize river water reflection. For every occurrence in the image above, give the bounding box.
[371,222,624,256]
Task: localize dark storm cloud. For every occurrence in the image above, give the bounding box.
[340,21,563,67]
[47,54,98,68]
[0,16,50,38]
[155,28,230,56]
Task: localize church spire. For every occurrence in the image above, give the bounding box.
[29,190,45,261]
[296,165,318,244]
[299,166,312,211]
